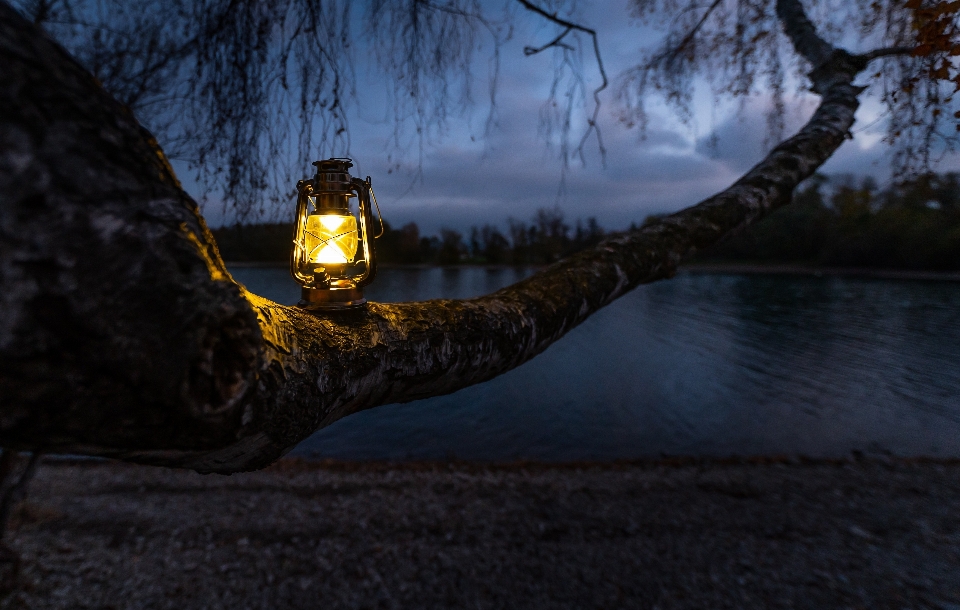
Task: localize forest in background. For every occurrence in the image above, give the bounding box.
[213,173,960,270]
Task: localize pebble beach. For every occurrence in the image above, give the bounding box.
[3,456,960,609]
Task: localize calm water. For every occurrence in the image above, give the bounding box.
[231,265,960,460]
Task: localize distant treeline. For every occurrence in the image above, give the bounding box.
[212,208,607,265]
[212,173,960,270]
[695,172,960,270]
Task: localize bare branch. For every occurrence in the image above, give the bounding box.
[523,26,574,55]
[858,46,916,62]
[516,0,608,165]
[660,0,723,67]
[615,0,779,139]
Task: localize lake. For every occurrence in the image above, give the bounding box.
[231,264,960,461]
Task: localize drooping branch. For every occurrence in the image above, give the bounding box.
[1,0,875,473]
[659,0,724,68]
[516,0,608,164]
[515,0,609,90]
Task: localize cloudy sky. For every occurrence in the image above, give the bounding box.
[180,0,953,235]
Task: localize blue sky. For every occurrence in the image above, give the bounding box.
[178,0,956,234]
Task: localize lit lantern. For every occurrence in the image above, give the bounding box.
[291,158,382,309]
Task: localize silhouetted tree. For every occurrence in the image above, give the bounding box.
[397,223,424,264]
[573,218,605,252]
[699,173,960,268]
[479,225,511,264]
[532,207,569,262]
[212,223,294,262]
[438,229,467,265]
[507,218,531,265]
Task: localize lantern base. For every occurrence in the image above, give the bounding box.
[298,286,367,310]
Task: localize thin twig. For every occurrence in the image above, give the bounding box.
[662,0,724,66]
[524,26,574,56]
[516,0,608,165]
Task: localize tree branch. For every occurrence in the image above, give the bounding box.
[516,0,608,163]
[661,0,723,67]
[858,46,917,63]
[0,1,870,473]
[775,0,835,70]
[523,26,575,56]
[777,0,874,99]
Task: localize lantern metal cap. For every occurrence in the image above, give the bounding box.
[311,158,355,195]
[312,158,353,172]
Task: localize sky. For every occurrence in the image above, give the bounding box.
[177,0,958,235]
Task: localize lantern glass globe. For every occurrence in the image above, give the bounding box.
[305,213,358,265]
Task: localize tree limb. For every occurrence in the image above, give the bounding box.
[776,0,875,100]
[858,46,917,62]
[775,0,835,70]
[1,0,871,473]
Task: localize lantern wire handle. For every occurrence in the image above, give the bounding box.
[367,177,385,239]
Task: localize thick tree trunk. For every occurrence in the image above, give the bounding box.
[0,1,876,473]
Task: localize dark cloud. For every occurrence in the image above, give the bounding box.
[365,113,736,234]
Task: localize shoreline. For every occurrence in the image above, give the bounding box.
[38,452,960,470]
[225,260,960,281]
[681,262,960,281]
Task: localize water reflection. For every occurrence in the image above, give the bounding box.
[230,264,960,460]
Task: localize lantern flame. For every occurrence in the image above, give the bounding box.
[305,213,358,265]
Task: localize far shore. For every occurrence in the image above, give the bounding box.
[225,260,960,281]
[680,262,960,281]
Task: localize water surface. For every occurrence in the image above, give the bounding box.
[231,265,960,460]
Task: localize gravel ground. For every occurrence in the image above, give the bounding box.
[2,456,959,609]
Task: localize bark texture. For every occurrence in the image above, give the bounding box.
[0,0,879,473]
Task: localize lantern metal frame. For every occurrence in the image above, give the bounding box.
[290,158,383,310]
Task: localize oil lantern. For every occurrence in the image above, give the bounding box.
[290,158,382,309]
